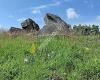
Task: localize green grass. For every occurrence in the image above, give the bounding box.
[0,35,100,80]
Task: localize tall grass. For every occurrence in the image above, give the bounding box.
[0,34,100,80]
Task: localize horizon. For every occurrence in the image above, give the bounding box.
[0,0,100,30]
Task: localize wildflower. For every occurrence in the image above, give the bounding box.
[24,57,28,63]
[30,43,37,54]
[63,72,67,75]
[85,47,90,51]
[51,51,54,54]
[48,54,50,57]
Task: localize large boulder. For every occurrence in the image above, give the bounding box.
[9,27,22,33]
[21,18,40,32]
[39,13,70,35]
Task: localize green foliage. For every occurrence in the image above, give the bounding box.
[0,35,100,80]
[73,24,99,35]
[80,66,100,80]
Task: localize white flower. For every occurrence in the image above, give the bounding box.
[85,47,90,51]
[51,51,54,54]
[48,54,50,57]
[24,58,28,63]
[63,72,67,75]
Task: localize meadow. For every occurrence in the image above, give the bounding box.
[0,34,100,80]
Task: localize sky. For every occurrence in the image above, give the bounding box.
[0,0,100,29]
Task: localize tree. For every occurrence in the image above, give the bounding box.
[73,24,100,35]
[91,25,99,35]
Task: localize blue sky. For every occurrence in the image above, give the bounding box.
[0,0,100,29]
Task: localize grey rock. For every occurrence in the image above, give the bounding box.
[21,18,40,32]
[9,27,22,33]
[39,13,70,35]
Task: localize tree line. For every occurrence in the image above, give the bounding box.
[72,24,100,35]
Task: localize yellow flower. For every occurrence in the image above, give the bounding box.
[30,43,37,54]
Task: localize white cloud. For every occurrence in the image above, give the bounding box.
[96,16,100,21]
[84,0,94,9]
[0,25,2,29]
[32,9,41,14]
[66,8,79,19]
[48,1,61,6]
[17,18,27,22]
[53,0,69,2]
[80,22,100,26]
[64,0,69,1]
[31,1,61,14]
[82,16,100,26]
[8,15,14,18]
[78,16,100,26]
[76,17,100,26]
[84,0,89,4]
[32,5,47,10]
[0,25,6,33]
[90,4,94,9]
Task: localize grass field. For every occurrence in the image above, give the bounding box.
[0,35,100,80]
